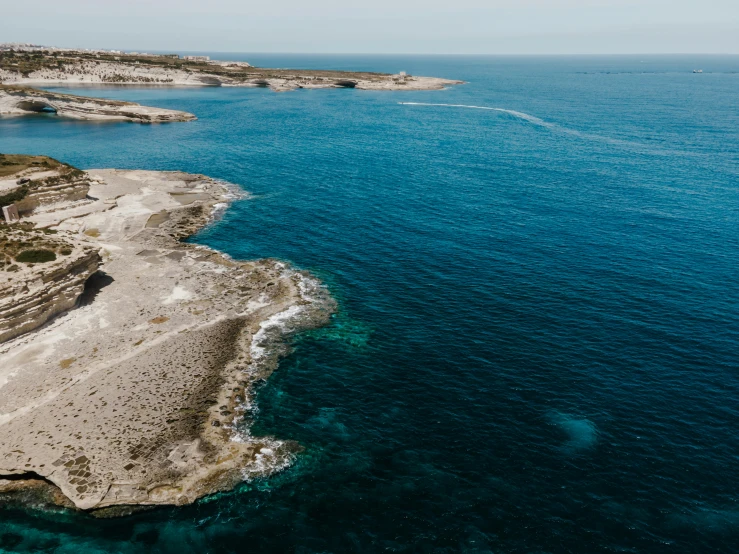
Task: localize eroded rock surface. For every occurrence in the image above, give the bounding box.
[0,168,333,513]
[1,154,93,215]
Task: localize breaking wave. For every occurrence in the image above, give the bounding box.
[208,178,251,222]
[226,265,334,480]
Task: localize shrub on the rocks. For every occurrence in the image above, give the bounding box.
[16,249,57,263]
[0,186,29,208]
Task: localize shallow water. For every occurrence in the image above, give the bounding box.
[1,54,739,553]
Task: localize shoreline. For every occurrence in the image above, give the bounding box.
[1,48,462,122]
[6,76,462,93]
[0,163,335,516]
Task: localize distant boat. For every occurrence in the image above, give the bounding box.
[693,69,703,73]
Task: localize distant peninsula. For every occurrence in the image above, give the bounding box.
[0,44,463,93]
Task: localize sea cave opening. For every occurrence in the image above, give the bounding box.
[15,100,58,114]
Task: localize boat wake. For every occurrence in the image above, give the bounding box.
[398,102,552,128]
[398,101,696,157]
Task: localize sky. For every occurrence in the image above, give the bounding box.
[2,0,738,54]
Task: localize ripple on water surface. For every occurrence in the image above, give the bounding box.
[1,54,738,553]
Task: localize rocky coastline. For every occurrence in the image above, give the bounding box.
[0,43,455,519]
[0,85,196,122]
[0,156,335,516]
[0,48,463,92]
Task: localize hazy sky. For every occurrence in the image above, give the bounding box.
[3,0,738,54]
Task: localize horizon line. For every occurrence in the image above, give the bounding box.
[9,44,739,57]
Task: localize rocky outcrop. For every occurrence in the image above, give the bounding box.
[0,85,196,122]
[0,156,102,342]
[1,154,94,215]
[14,175,90,214]
[0,476,76,510]
[0,227,101,343]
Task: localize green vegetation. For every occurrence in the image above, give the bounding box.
[16,249,57,263]
[0,153,61,178]
[0,224,76,270]
[0,186,29,208]
[0,153,87,208]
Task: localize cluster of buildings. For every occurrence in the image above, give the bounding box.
[0,43,47,52]
[0,43,123,55]
[0,44,212,63]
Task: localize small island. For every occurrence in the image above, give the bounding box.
[0,154,335,516]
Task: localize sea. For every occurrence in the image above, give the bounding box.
[1,54,738,553]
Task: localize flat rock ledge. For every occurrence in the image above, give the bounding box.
[0,168,334,516]
[0,85,196,122]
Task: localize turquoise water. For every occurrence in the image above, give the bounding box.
[1,55,739,553]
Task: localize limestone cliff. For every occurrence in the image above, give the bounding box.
[1,154,93,215]
[1,155,102,342]
[0,228,100,343]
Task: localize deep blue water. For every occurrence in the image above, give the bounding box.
[1,55,739,553]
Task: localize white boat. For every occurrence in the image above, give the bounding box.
[693,69,703,73]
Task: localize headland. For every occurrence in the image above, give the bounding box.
[0,45,463,92]
[0,154,334,516]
